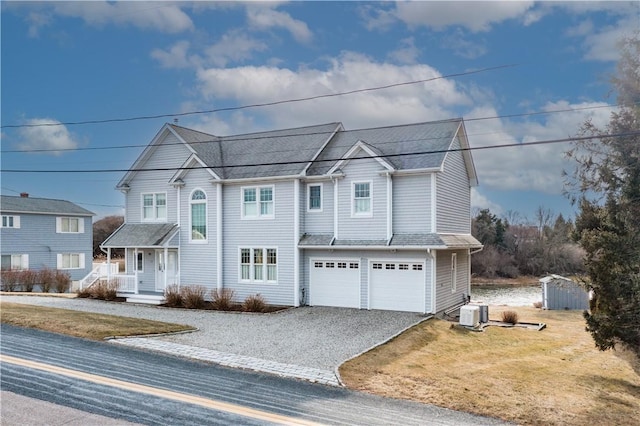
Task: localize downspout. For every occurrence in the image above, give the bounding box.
[386,172,393,241]
[429,249,436,314]
[216,182,223,291]
[293,179,300,307]
[333,177,339,240]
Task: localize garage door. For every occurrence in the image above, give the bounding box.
[309,260,360,308]
[369,261,425,312]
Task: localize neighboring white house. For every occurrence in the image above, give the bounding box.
[101,119,482,313]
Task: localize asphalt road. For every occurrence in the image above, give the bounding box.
[0,324,508,425]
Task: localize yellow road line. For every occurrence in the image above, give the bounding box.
[1,354,323,426]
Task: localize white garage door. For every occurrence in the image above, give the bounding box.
[309,260,360,308]
[369,261,425,312]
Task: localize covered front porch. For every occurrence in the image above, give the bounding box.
[99,223,180,299]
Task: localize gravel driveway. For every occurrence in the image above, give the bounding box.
[1,295,427,370]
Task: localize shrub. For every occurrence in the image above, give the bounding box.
[180,285,206,309]
[164,284,183,307]
[1,270,18,291]
[38,268,56,293]
[21,270,38,292]
[92,280,119,301]
[501,310,519,324]
[243,294,267,313]
[211,288,235,310]
[54,270,71,293]
[76,286,92,298]
[533,301,543,309]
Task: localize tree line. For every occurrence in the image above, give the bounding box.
[471,207,585,278]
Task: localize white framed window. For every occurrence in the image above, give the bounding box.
[136,252,144,272]
[190,189,207,242]
[1,254,28,270]
[451,253,457,293]
[56,217,83,233]
[142,193,167,221]
[239,247,277,283]
[1,215,20,228]
[57,253,85,270]
[307,183,323,212]
[242,186,274,219]
[352,181,372,217]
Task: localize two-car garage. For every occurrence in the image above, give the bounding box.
[309,258,426,312]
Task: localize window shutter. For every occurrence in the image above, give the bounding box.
[78,218,85,233]
[57,254,63,268]
[56,217,62,233]
[21,254,29,270]
[79,253,85,269]
[14,216,20,229]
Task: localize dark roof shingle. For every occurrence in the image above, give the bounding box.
[0,195,94,216]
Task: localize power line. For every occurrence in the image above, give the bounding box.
[1,102,623,154]
[3,131,638,174]
[0,64,517,129]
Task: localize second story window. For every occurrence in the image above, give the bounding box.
[1,215,19,228]
[57,217,83,233]
[308,184,322,212]
[352,181,372,217]
[242,186,274,219]
[190,189,207,242]
[142,193,166,221]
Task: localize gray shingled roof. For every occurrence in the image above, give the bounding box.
[101,223,179,248]
[170,122,342,180]
[306,119,461,176]
[0,195,94,216]
[389,234,446,247]
[298,233,482,249]
[298,234,333,246]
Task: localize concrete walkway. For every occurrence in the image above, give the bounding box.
[111,337,341,386]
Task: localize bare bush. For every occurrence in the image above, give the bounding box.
[533,301,543,309]
[501,310,519,324]
[38,268,56,293]
[164,284,183,307]
[1,270,19,291]
[180,285,206,309]
[54,270,71,293]
[211,288,235,310]
[92,280,119,300]
[21,270,38,292]
[243,294,267,313]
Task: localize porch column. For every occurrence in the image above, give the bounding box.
[216,182,223,290]
[107,248,112,282]
[333,178,339,239]
[386,172,393,241]
[164,246,168,289]
[293,178,300,306]
[134,248,139,294]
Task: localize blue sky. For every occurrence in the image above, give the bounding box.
[2,1,637,222]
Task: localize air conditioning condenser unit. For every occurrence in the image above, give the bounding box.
[459,305,480,327]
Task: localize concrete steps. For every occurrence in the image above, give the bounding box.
[123,294,165,305]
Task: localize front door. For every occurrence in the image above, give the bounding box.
[155,250,178,291]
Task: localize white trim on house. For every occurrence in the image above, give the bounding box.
[57,253,85,270]
[169,154,221,184]
[241,185,275,220]
[451,252,457,293]
[327,140,396,175]
[56,216,84,233]
[1,215,20,229]
[307,182,323,212]
[294,179,301,306]
[141,192,168,222]
[386,173,392,240]
[351,180,373,218]
[216,182,223,291]
[367,258,426,313]
[189,188,208,243]
[431,172,437,232]
[238,247,279,284]
[302,123,344,175]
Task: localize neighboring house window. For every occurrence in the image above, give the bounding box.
[58,253,85,270]
[307,184,322,211]
[57,217,83,233]
[136,252,144,272]
[451,253,457,293]
[239,248,277,282]
[242,186,274,219]
[190,189,207,242]
[1,215,20,228]
[352,181,372,217]
[1,254,28,270]
[142,193,167,221]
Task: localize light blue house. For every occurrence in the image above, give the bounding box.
[0,194,94,282]
[101,119,482,313]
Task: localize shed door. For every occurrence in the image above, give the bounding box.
[369,261,425,312]
[309,260,360,308]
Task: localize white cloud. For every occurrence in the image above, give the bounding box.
[15,119,81,155]
[365,1,536,32]
[387,37,420,64]
[204,30,269,67]
[471,188,503,215]
[151,41,200,69]
[195,52,471,130]
[246,5,312,43]
[443,29,487,59]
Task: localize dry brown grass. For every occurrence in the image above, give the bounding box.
[339,306,640,425]
[471,276,539,286]
[0,302,195,340]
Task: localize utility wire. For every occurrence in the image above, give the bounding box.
[1,102,624,154]
[4,131,638,174]
[0,64,517,129]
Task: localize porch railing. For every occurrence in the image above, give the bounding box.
[111,274,137,293]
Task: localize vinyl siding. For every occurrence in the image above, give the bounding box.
[178,169,217,289]
[436,136,471,234]
[435,249,470,313]
[393,174,432,233]
[125,133,191,224]
[337,156,387,240]
[222,180,296,305]
[303,181,334,234]
[0,213,92,280]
